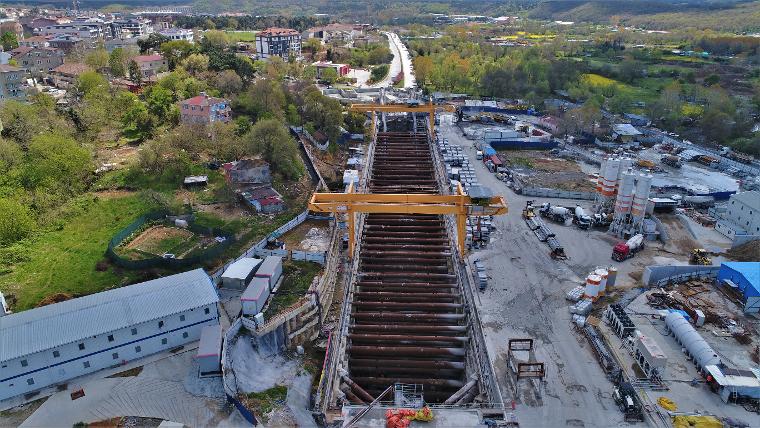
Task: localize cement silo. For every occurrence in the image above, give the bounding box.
[613,169,636,220]
[664,312,720,373]
[630,173,653,227]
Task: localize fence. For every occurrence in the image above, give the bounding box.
[520,186,596,201]
[642,265,719,288]
[106,211,235,270]
[220,318,259,425]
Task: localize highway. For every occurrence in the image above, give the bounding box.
[371,32,416,89]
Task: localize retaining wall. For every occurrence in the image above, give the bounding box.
[642,265,720,287]
[520,186,596,200]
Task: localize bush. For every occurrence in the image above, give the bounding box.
[370,64,390,83]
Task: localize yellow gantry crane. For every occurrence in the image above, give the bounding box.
[348,102,456,136]
[308,183,507,257]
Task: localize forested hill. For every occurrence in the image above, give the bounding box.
[529,0,760,32]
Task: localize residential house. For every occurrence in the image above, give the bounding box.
[10,46,65,77]
[158,28,194,43]
[133,54,167,78]
[179,93,231,125]
[112,18,153,38]
[238,185,283,213]
[313,61,350,78]
[0,269,219,402]
[226,159,271,185]
[50,63,92,88]
[255,28,301,60]
[0,52,11,65]
[104,37,140,53]
[18,36,50,48]
[47,35,88,53]
[0,65,26,101]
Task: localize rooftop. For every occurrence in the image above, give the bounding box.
[0,269,219,362]
[613,123,643,136]
[134,54,164,63]
[52,62,92,76]
[181,93,229,107]
[258,27,299,37]
[222,257,262,280]
[0,64,22,73]
[721,262,760,288]
[730,191,760,212]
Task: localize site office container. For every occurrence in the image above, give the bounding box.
[255,256,283,291]
[241,277,270,316]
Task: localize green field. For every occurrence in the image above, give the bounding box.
[225,30,258,42]
[0,194,154,310]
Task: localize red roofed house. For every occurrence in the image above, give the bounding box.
[179,92,231,125]
[258,196,285,214]
[132,54,167,79]
[312,61,350,78]
[255,27,301,60]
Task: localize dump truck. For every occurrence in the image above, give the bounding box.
[690,248,712,265]
[612,234,644,262]
[572,206,592,229]
[661,154,682,168]
[539,203,570,223]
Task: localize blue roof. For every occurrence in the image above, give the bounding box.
[722,262,760,295]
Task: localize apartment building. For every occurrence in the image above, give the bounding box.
[255,27,301,60]
[0,65,26,102]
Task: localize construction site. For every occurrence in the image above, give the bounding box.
[308,105,512,426]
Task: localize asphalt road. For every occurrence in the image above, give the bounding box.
[371,32,415,89]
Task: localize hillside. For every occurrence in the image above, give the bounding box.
[529,0,760,32]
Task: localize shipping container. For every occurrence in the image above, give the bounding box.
[255,256,283,291]
[241,276,271,316]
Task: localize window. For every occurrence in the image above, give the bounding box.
[204,308,210,315]
[158,320,164,328]
[182,332,188,339]
[131,328,137,335]
[27,378,34,386]
[180,315,185,322]
[161,338,168,345]
[53,351,60,358]
[108,334,114,342]
[112,352,119,360]
[20,359,28,367]
[78,343,85,350]
[135,346,142,353]
[83,361,90,368]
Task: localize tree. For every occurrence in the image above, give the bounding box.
[137,33,169,53]
[0,31,18,51]
[618,59,644,83]
[159,40,196,70]
[320,67,338,84]
[0,138,22,171]
[214,69,243,95]
[24,133,93,197]
[85,48,109,71]
[122,99,153,141]
[200,30,231,51]
[244,118,303,179]
[303,38,322,57]
[704,74,720,87]
[74,71,108,97]
[144,86,175,124]
[128,60,142,84]
[236,78,285,120]
[109,48,126,77]
[0,198,35,245]
[303,88,343,142]
[413,56,433,85]
[181,53,209,75]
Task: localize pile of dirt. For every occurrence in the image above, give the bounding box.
[726,240,760,262]
[36,293,73,307]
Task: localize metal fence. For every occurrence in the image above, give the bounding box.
[106,211,235,270]
[520,186,596,201]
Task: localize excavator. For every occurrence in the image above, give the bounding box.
[689,249,712,265]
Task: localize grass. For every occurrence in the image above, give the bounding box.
[0,193,154,311]
[224,30,258,42]
[264,260,322,316]
[243,385,288,422]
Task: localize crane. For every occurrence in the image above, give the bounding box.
[348,102,456,136]
[308,183,507,257]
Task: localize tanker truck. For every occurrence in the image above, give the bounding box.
[611,234,645,262]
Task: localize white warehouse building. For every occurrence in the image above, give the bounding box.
[0,269,219,402]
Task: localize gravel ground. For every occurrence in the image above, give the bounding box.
[439,115,646,427]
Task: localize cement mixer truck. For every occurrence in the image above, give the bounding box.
[572,206,592,229]
[539,203,570,223]
[611,234,645,262]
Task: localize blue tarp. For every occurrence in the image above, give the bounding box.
[489,139,559,150]
[483,145,497,156]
